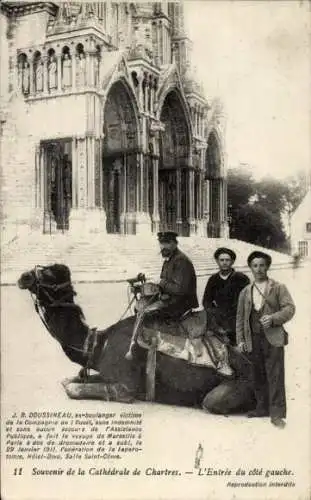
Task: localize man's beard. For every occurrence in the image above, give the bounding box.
[161,248,172,258]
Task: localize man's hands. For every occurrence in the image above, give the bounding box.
[260,315,273,328]
[237,342,247,353]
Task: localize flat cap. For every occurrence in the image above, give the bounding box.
[157,231,178,243]
[214,247,236,262]
[247,251,272,268]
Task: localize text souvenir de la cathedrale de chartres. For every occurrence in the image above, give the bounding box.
[0,1,228,240]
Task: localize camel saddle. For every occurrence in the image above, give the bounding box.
[137,309,223,368]
[135,308,234,402]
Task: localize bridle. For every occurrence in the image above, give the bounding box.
[29,266,105,377]
[32,265,77,309]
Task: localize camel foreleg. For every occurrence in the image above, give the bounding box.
[63,381,135,404]
[61,373,104,388]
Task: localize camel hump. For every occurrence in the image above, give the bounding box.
[180,309,207,339]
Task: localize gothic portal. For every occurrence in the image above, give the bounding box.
[1,1,228,238]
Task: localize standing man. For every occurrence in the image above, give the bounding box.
[202,247,250,345]
[155,231,199,319]
[236,251,295,428]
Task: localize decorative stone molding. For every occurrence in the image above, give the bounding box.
[1,2,57,18]
[149,119,165,137]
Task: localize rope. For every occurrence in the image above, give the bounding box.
[125,292,159,360]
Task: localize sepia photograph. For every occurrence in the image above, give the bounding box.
[1,1,310,499]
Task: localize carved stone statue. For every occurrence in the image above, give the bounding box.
[76,52,86,87]
[35,61,43,92]
[48,56,57,90]
[18,61,23,90]
[22,61,30,94]
[94,55,100,86]
[144,23,153,59]
[131,21,153,61]
[62,53,72,88]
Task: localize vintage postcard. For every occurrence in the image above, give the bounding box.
[1,1,310,499]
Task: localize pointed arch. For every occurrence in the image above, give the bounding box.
[156,65,193,140]
[103,77,140,153]
[157,86,193,235]
[159,89,191,169]
[102,78,140,234]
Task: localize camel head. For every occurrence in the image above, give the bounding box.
[17,264,75,304]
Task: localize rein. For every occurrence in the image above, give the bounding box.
[30,266,103,376]
[33,266,81,309]
[32,295,89,357]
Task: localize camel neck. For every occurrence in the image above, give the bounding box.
[42,305,89,365]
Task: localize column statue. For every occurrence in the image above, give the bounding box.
[48,56,57,90]
[35,61,43,92]
[22,61,30,94]
[62,54,72,88]
[18,60,23,91]
[76,52,86,87]
[144,23,153,60]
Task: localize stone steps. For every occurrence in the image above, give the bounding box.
[1,232,292,284]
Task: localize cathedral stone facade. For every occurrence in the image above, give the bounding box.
[0,1,228,239]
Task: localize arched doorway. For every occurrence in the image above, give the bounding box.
[41,139,72,233]
[103,80,138,234]
[206,132,222,237]
[159,90,191,234]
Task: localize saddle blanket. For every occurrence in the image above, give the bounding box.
[138,327,220,369]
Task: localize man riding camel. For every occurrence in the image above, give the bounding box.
[128,234,233,378]
[153,231,199,319]
[125,231,198,359]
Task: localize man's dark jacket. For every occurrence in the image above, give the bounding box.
[202,270,250,343]
[159,248,199,318]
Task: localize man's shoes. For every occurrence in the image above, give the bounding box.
[247,408,269,418]
[216,361,235,378]
[271,417,286,429]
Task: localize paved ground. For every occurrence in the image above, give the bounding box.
[1,266,311,500]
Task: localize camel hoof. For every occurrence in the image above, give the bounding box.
[61,377,80,388]
[64,383,83,399]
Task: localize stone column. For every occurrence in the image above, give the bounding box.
[136,152,142,212]
[72,52,76,92]
[87,46,97,88]
[42,146,57,234]
[159,20,163,65]
[43,55,48,94]
[150,79,154,115]
[188,169,196,235]
[34,144,40,210]
[196,171,205,237]
[17,61,22,92]
[85,51,90,88]
[86,136,94,208]
[154,20,160,67]
[71,137,78,209]
[31,144,43,231]
[140,153,144,212]
[135,152,151,235]
[120,153,127,234]
[57,52,62,92]
[69,136,106,236]
[144,75,148,112]
[137,71,144,111]
[152,155,160,233]
[69,137,87,235]
[219,178,229,237]
[29,58,34,95]
[176,168,183,235]
[106,0,112,33]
